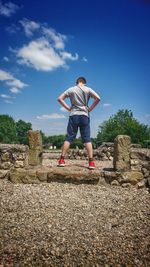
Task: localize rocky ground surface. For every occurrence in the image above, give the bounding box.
[0,160,150,266]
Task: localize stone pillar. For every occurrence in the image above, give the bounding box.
[28,130,43,166]
[113,135,131,171]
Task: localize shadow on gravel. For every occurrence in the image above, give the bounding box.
[48,176,99,185]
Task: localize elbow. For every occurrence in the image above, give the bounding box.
[57,97,61,103]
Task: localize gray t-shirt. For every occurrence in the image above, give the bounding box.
[63,85,100,117]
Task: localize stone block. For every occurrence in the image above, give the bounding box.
[47,168,100,184]
[119,171,144,185]
[22,169,40,184]
[130,151,139,159]
[14,160,25,168]
[29,149,42,166]
[1,152,10,162]
[142,167,149,178]
[111,180,120,186]
[113,135,131,171]
[131,165,142,172]
[0,170,9,179]
[36,169,48,181]
[130,159,140,165]
[0,162,13,170]
[137,180,145,189]
[9,168,27,183]
[28,130,42,150]
[9,168,40,183]
[12,152,26,160]
[130,149,150,161]
[141,161,150,171]
[28,131,43,166]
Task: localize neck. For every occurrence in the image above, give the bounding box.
[78,84,85,88]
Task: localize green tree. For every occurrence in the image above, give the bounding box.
[16,120,32,145]
[40,130,48,146]
[0,114,17,143]
[47,135,65,148]
[97,109,150,147]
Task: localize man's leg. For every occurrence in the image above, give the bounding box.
[61,140,70,157]
[84,142,93,159]
[80,116,93,158]
[85,142,95,169]
[58,116,78,166]
[80,116,95,169]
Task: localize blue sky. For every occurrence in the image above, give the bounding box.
[0,0,150,137]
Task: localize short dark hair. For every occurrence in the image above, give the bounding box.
[76,77,86,85]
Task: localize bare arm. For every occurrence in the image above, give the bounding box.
[88,92,100,112]
[57,93,71,111]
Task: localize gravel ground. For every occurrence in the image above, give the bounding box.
[0,169,150,266]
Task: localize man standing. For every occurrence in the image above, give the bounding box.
[57,77,100,169]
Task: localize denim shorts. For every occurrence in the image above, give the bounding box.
[65,115,91,143]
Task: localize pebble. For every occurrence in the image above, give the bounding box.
[0,175,150,266]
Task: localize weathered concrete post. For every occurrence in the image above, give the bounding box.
[28,130,43,166]
[113,135,131,171]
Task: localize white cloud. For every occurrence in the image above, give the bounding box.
[83,57,88,62]
[6,79,26,89]
[0,1,19,17]
[60,51,79,61]
[0,94,14,104]
[20,19,67,49]
[36,113,66,120]
[17,38,65,71]
[103,103,112,107]
[0,69,12,80]
[0,93,14,99]
[9,87,20,93]
[20,19,40,37]
[42,27,66,50]
[12,19,79,72]
[0,70,27,88]
[0,69,28,98]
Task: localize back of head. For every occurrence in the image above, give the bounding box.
[76,77,87,85]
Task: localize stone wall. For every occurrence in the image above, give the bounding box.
[0,133,149,189]
[130,148,150,184]
[43,142,114,161]
[0,144,29,179]
[71,143,114,161]
[102,136,150,189]
[43,142,141,161]
[0,131,42,180]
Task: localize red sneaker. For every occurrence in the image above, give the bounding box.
[58,158,65,167]
[88,160,95,170]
